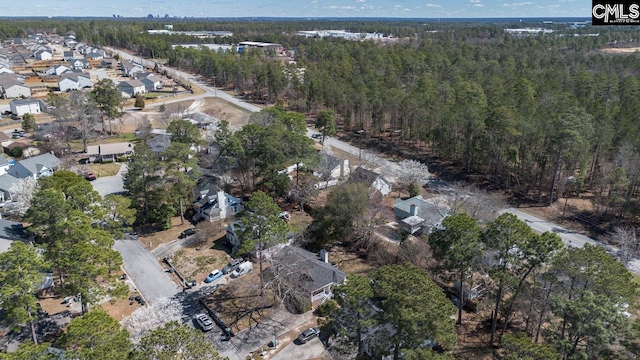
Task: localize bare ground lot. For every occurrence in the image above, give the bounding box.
[171,226,231,282]
[202,271,279,333]
[601,47,640,54]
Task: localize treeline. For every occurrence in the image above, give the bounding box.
[8,19,640,222]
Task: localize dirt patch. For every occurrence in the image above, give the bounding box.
[203,271,278,333]
[101,295,141,321]
[171,228,231,282]
[138,217,195,250]
[327,245,377,276]
[39,297,74,315]
[200,97,251,130]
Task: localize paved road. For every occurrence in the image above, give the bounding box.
[104,47,262,113]
[272,337,329,360]
[114,239,180,304]
[503,208,599,248]
[152,235,201,260]
[91,164,126,197]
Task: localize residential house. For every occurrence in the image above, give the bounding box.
[0,218,30,254]
[84,52,103,61]
[146,132,171,153]
[69,58,90,70]
[44,65,70,76]
[0,157,11,176]
[63,50,74,61]
[269,246,347,310]
[58,72,92,91]
[57,75,79,92]
[315,152,350,180]
[184,112,217,129]
[120,60,144,77]
[193,178,242,222]
[0,76,31,99]
[393,195,448,235]
[0,173,20,203]
[0,66,14,74]
[350,166,392,196]
[8,153,60,180]
[10,99,43,116]
[118,80,146,97]
[34,49,53,60]
[140,75,163,91]
[6,142,39,158]
[85,142,134,162]
[101,58,118,68]
[0,132,12,148]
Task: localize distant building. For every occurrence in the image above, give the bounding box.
[34,49,53,60]
[7,153,60,180]
[86,142,134,162]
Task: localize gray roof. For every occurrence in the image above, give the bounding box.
[194,179,221,208]
[18,153,60,175]
[10,98,42,106]
[351,166,390,186]
[271,246,347,293]
[0,218,28,241]
[0,157,9,167]
[394,195,447,227]
[316,153,341,176]
[118,79,145,88]
[0,173,20,192]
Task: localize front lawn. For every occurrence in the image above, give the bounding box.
[86,162,122,177]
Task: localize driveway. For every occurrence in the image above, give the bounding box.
[114,239,180,304]
[272,337,329,360]
[91,164,126,197]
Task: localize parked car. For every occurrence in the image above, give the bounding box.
[311,133,323,139]
[178,228,197,239]
[194,313,214,332]
[11,132,20,139]
[204,269,222,283]
[298,327,320,344]
[84,172,96,181]
[230,261,252,278]
[221,259,242,274]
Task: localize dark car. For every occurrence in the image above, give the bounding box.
[298,327,320,344]
[84,172,97,181]
[11,132,20,139]
[178,228,197,239]
[221,259,242,275]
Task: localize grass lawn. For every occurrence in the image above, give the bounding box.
[86,162,122,177]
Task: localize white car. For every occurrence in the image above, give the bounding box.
[231,261,253,278]
[194,313,214,332]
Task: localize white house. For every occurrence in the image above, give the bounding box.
[7,153,60,180]
[193,179,242,222]
[44,65,70,76]
[70,58,90,70]
[0,79,30,99]
[58,72,92,92]
[0,66,14,74]
[34,49,52,60]
[58,76,79,92]
[117,80,146,97]
[10,99,43,116]
[350,166,392,196]
[393,195,448,235]
[120,61,144,77]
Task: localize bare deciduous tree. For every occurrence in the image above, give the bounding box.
[4,177,38,216]
[121,297,183,343]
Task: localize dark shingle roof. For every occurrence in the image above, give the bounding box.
[271,246,346,293]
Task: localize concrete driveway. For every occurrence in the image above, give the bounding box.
[272,337,329,360]
[114,239,180,304]
[91,164,126,197]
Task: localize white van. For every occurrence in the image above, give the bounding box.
[231,261,252,278]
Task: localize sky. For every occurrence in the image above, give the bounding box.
[2,0,590,19]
